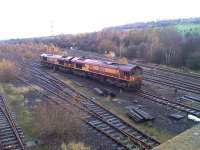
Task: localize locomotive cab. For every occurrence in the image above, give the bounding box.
[132,66,143,80]
[40,53,48,62]
[120,65,143,90]
[57,58,65,65]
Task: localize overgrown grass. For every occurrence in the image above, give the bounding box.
[32,142,91,150]
[0,83,37,137]
[62,142,91,150]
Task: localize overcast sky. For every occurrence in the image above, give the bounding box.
[0,0,199,39]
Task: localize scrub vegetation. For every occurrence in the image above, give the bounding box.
[0,59,19,82]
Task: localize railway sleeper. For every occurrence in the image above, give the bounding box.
[110,132,123,139]
[2,127,22,133]
[110,119,120,124]
[120,138,129,145]
[106,129,116,134]
[87,106,99,110]
[130,131,139,136]
[88,120,102,125]
[101,113,111,117]
[93,108,104,112]
[117,147,126,150]
[100,113,112,118]
[118,125,127,130]
[115,135,124,141]
[135,135,143,140]
[97,111,107,115]
[0,130,14,136]
[0,120,9,124]
[88,106,100,110]
[0,126,12,131]
[0,125,13,130]
[96,123,108,128]
[111,123,123,128]
[147,141,158,147]
[107,118,118,123]
[1,137,17,142]
[123,128,132,133]
[0,133,18,139]
[3,145,19,150]
[3,141,19,148]
[102,126,113,132]
[101,126,110,131]
[92,110,106,115]
[93,109,104,113]
[0,130,23,137]
[0,128,13,132]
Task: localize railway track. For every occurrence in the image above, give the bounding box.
[144,71,200,94]
[144,70,200,89]
[144,76,200,95]
[132,62,200,94]
[138,90,200,117]
[19,62,160,150]
[134,62,200,80]
[0,96,25,150]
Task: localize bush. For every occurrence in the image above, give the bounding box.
[0,59,19,82]
[33,102,82,148]
[23,50,36,59]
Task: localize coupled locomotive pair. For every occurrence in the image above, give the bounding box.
[40,53,143,90]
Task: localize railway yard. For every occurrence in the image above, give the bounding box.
[1,49,200,150]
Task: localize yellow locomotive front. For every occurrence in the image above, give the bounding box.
[119,65,143,90]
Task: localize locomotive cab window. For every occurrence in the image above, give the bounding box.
[76,63,83,69]
[123,71,130,77]
[42,56,47,61]
[58,59,65,65]
[134,68,142,75]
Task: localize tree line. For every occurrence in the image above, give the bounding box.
[47,27,199,70]
[2,26,200,70]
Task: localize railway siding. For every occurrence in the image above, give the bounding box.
[0,96,25,150]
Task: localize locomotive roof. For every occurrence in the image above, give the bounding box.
[72,57,142,72]
[41,53,142,72]
[41,53,62,59]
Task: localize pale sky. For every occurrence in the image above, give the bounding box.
[0,0,199,39]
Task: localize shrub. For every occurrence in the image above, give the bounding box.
[33,102,82,148]
[23,50,36,59]
[0,59,19,82]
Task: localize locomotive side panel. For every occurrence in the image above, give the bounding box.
[104,67,119,77]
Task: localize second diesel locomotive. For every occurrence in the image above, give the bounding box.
[40,53,143,91]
